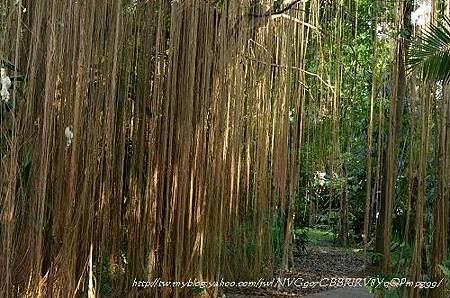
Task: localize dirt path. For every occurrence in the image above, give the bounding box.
[225,246,373,297]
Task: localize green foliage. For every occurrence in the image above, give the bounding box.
[439,258,450,278]
[366,273,401,297]
[96,256,113,296]
[366,251,383,265]
[391,241,412,270]
[294,228,309,253]
[298,0,396,247]
[93,247,126,296]
[271,211,284,266]
[193,285,207,295]
[211,0,224,10]
[408,16,450,82]
[299,228,335,247]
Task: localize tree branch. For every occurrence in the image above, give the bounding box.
[244,55,335,95]
[270,13,318,30]
[228,0,316,49]
[248,0,303,18]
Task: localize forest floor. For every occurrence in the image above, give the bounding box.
[225,230,374,297]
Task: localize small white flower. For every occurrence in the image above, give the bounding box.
[65,126,74,147]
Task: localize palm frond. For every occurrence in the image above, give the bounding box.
[407,16,450,82]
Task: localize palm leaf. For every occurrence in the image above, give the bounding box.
[407,16,450,82]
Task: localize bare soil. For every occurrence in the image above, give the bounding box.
[225,245,371,297]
